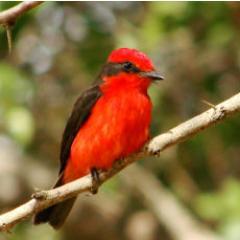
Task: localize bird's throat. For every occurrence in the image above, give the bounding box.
[101,72,151,95]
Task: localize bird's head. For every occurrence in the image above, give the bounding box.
[100,48,164,93]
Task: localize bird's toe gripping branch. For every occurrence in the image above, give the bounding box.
[90,168,100,194]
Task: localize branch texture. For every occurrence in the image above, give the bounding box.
[0,1,43,25]
[0,92,240,231]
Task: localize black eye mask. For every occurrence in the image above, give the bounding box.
[101,62,141,77]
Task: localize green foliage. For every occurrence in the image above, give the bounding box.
[195,178,240,221]
[0,63,34,106]
[5,222,61,240]
[0,62,35,146]
[5,106,35,146]
[195,178,240,240]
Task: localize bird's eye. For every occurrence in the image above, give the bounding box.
[123,62,134,71]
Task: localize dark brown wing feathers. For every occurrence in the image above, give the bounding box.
[59,85,102,173]
[34,84,102,228]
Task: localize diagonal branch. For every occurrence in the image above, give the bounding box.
[0,92,240,231]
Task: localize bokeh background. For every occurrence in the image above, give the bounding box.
[1,2,240,240]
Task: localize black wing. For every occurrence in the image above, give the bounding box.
[59,84,102,173]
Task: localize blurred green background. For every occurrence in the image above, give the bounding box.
[0,2,240,240]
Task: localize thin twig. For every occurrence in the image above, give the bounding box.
[5,24,12,54]
[0,92,240,231]
[201,99,216,109]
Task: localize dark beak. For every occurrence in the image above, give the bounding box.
[141,71,164,81]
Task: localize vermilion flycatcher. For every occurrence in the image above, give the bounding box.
[34,48,164,228]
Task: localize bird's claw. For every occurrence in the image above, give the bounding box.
[90,168,100,194]
[150,150,161,157]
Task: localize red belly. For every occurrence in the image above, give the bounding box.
[63,90,152,183]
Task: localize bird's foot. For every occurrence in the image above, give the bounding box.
[90,167,100,194]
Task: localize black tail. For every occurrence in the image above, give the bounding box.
[33,176,77,229]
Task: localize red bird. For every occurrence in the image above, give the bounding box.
[34,48,164,228]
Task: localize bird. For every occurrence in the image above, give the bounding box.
[34,48,164,229]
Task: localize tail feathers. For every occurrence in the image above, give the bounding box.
[34,204,55,225]
[34,197,77,229]
[33,175,77,229]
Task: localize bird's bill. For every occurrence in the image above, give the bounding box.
[141,71,164,81]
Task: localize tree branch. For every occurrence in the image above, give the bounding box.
[0,1,43,53]
[0,1,43,25]
[0,92,240,231]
